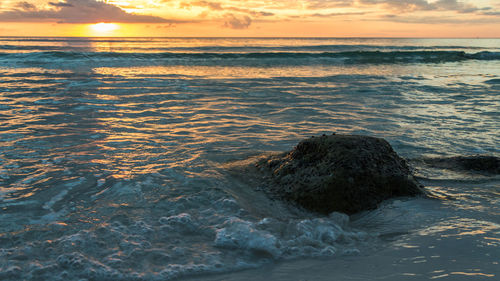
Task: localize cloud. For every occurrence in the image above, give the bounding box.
[192,1,223,11]
[49,1,75,8]
[16,1,37,10]
[182,1,274,17]
[359,0,493,13]
[306,0,355,9]
[309,11,366,18]
[432,0,484,13]
[377,14,500,24]
[359,0,432,12]
[0,0,184,23]
[178,0,278,29]
[2,0,498,28]
[482,11,500,16]
[224,14,252,29]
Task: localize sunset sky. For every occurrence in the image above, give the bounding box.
[0,0,499,37]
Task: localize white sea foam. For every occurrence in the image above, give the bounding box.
[214,217,280,258]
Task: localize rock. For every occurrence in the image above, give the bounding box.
[256,134,426,215]
[421,155,499,174]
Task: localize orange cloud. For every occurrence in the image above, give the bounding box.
[0,0,499,36]
[0,0,186,23]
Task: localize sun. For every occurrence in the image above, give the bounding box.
[90,23,119,34]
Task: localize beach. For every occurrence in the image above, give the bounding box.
[0,37,499,280]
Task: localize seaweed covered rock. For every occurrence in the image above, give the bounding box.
[422,155,499,174]
[256,134,426,215]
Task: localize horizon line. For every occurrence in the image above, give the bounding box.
[1,36,499,39]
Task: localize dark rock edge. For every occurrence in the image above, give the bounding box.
[255,134,429,215]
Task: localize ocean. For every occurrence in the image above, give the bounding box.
[0,37,498,280]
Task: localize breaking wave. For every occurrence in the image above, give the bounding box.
[1,50,499,68]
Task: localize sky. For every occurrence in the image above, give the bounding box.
[0,0,499,37]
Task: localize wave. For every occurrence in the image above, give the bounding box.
[0,44,490,52]
[1,50,499,67]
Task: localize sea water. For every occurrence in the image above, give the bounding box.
[0,38,499,280]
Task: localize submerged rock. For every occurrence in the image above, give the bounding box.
[256,134,426,215]
[421,155,500,174]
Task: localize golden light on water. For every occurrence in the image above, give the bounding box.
[90,23,119,34]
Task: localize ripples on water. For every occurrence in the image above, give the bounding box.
[0,38,499,280]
